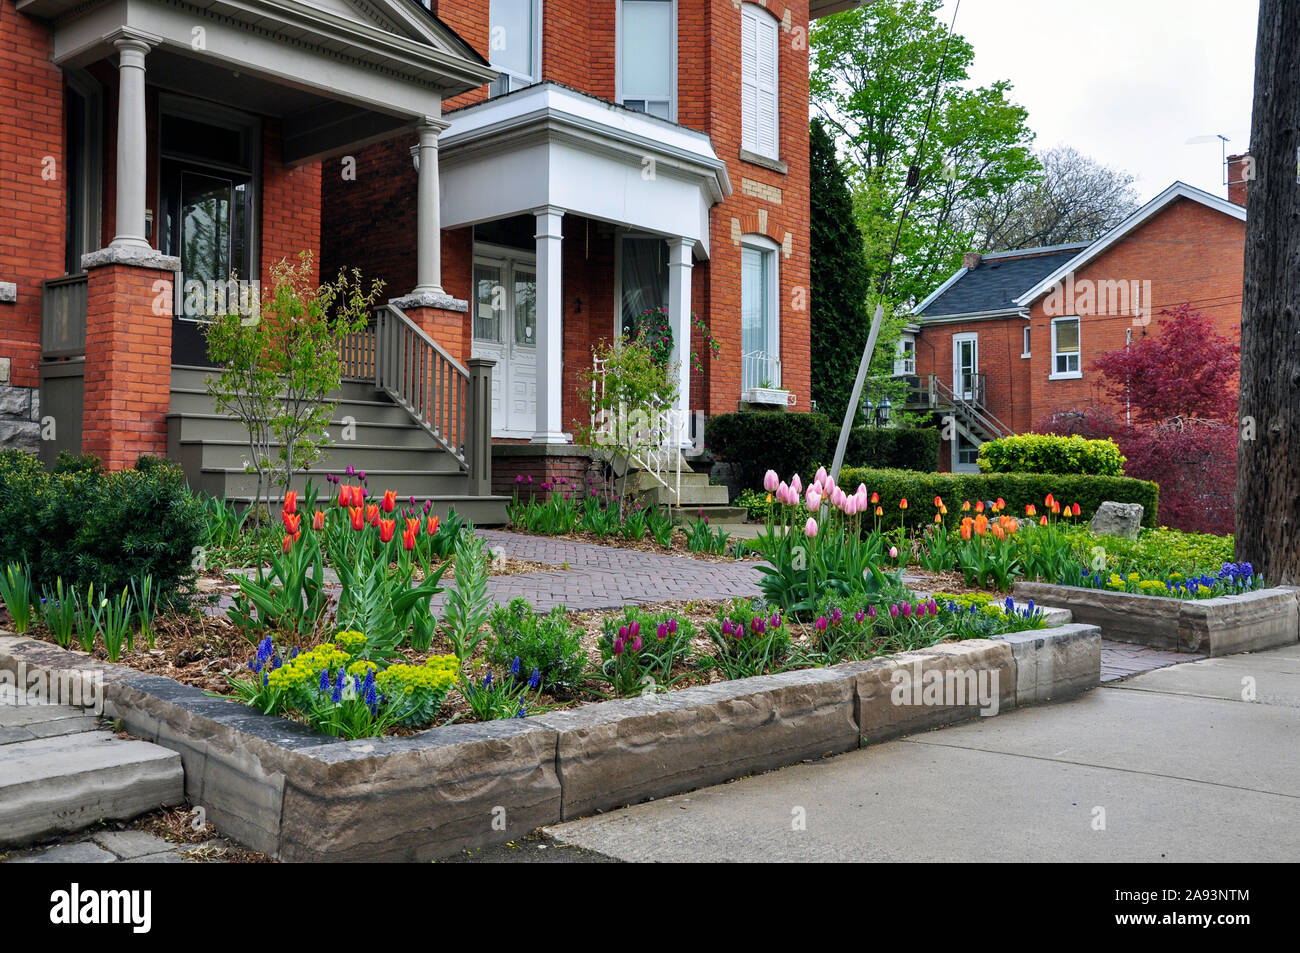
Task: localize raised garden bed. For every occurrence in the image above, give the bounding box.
[1012,582,1299,656]
[0,620,1100,861]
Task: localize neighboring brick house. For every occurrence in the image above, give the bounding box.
[909,175,1248,472]
[322,0,818,447]
[2,0,832,514]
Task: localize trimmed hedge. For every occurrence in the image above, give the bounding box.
[835,467,1159,530]
[838,426,941,472]
[0,449,205,601]
[977,433,1125,476]
[706,411,832,491]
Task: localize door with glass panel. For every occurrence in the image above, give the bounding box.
[953,333,979,402]
[471,253,537,438]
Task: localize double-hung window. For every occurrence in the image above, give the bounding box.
[489,0,541,96]
[1051,316,1081,378]
[741,5,779,160]
[740,239,780,392]
[619,0,675,120]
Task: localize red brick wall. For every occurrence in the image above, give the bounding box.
[1026,198,1244,424]
[492,452,611,500]
[261,122,321,283]
[82,265,170,467]
[0,4,64,389]
[916,197,1246,462]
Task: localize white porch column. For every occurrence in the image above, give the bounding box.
[667,237,695,445]
[411,119,448,295]
[532,206,567,444]
[110,36,153,250]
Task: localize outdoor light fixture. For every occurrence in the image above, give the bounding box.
[863,396,874,422]
[876,395,893,426]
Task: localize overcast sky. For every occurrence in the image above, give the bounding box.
[936,0,1259,203]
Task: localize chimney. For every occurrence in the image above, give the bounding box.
[963,251,983,270]
[1227,153,1252,207]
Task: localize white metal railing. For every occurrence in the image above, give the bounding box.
[741,349,782,393]
[591,353,684,507]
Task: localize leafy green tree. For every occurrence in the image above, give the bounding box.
[811,0,1040,307]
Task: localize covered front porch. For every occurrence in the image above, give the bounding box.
[24,0,495,474]
[439,82,732,447]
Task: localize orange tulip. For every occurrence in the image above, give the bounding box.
[1040,515,1048,526]
[367,503,380,526]
[349,506,364,531]
[1051,501,1060,514]
[991,523,1005,540]
[961,500,971,512]
[975,500,984,513]
[870,492,879,504]
[312,510,325,531]
[283,490,298,515]
[1045,493,1055,509]
[933,496,944,508]
[960,518,973,540]
[282,511,301,535]
[934,513,943,524]
[381,490,397,513]
[427,515,440,536]
[1025,504,1036,517]
[405,517,420,538]
[939,505,948,515]
[974,514,989,536]
[875,506,883,517]
[379,519,396,543]
[995,497,1005,511]
[899,498,908,510]
[402,526,417,551]
[282,534,293,553]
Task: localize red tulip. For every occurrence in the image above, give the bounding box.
[402,527,417,551]
[427,515,440,536]
[282,534,293,554]
[283,491,298,515]
[899,498,908,510]
[1072,502,1082,516]
[379,519,396,543]
[366,504,380,526]
[405,517,420,538]
[337,484,351,507]
[312,510,325,531]
[349,506,364,531]
[282,511,301,535]
[1040,515,1048,526]
[381,490,397,513]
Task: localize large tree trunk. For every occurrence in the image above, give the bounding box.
[1237,0,1300,583]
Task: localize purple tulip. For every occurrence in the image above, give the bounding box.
[667,618,678,634]
[901,603,912,618]
[854,610,865,624]
[889,604,900,619]
[815,616,828,632]
[632,635,642,652]
[831,607,842,625]
[868,605,877,620]
[657,622,668,640]
[613,638,624,656]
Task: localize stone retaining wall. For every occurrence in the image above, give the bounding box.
[0,623,1100,861]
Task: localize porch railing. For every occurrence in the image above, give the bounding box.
[927,373,1013,443]
[591,352,684,508]
[373,303,494,495]
[42,274,88,358]
[340,322,377,381]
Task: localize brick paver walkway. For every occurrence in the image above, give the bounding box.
[1100,639,1206,681]
[471,530,762,611]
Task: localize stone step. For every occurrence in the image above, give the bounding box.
[0,726,184,848]
[0,702,100,744]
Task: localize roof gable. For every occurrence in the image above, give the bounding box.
[915,245,1089,319]
[1014,181,1246,307]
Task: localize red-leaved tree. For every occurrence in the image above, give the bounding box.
[1039,306,1240,533]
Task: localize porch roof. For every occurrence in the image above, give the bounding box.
[439,83,733,258]
[19,0,497,163]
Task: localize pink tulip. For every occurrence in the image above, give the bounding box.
[804,517,818,538]
[832,487,846,509]
[763,469,779,493]
[845,496,858,517]
[815,466,828,487]
[777,481,790,505]
[806,490,822,513]
[791,474,802,495]
[856,483,868,500]
[889,546,899,559]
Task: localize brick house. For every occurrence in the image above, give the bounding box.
[1,0,829,517]
[909,174,1248,472]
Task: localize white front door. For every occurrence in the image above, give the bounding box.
[472,250,538,439]
[953,333,978,401]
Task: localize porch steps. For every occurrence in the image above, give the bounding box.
[166,366,508,524]
[0,690,184,849]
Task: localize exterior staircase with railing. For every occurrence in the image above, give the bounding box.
[165,304,507,524]
[913,372,1014,445]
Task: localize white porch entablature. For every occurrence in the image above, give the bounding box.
[439,83,731,258]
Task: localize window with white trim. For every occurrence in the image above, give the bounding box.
[741,238,780,392]
[1021,325,1031,358]
[619,0,675,120]
[1051,316,1081,377]
[894,335,916,375]
[741,5,779,160]
[488,0,541,96]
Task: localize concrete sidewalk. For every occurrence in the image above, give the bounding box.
[541,645,1300,862]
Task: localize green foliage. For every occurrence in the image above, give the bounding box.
[628,306,674,367]
[461,661,538,721]
[811,0,1040,308]
[488,599,588,695]
[839,426,941,471]
[441,529,492,661]
[735,488,774,522]
[0,563,34,633]
[835,467,1160,529]
[41,578,78,649]
[228,531,330,639]
[52,451,103,476]
[0,451,204,603]
[977,433,1126,476]
[1066,527,1234,578]
[683,516,730,554]
[706,411,833,491]
[810,117,873,425]
[703,599,793,680]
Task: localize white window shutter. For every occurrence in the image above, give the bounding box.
[741,12,759,154]
[756,15,778,158]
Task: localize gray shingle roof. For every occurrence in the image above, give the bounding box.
[920,246,1088,318]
